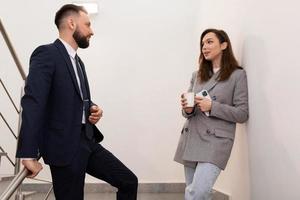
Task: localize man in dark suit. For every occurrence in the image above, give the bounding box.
[16,4,138,200]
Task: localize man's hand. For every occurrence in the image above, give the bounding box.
[89,105,103,124]
[21,160,43,178]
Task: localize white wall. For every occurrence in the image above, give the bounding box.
[198,0,300,199]
[243,0,300,199]
[85,0,201,182]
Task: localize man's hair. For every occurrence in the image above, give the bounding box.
[55,4,87,29]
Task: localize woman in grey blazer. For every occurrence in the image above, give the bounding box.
[174,29,249,200]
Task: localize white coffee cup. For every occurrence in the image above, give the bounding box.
[183,92,195,107]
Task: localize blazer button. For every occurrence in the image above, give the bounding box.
[185,128,189,132]
[206,129,211,134]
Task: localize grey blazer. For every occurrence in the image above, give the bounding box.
[174,69,249,170]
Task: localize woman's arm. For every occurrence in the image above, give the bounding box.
[210,70,249,123]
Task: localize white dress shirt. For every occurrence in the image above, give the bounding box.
[59,38,86,124]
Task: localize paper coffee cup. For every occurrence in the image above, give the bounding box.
[184,92,195,107]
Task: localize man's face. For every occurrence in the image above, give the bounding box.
[73,11,94,49]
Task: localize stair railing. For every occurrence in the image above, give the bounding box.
[0,18,53,200]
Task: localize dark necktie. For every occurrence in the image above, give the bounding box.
[75,55,94,140]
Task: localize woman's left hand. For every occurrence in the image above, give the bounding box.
[195,96,212,112]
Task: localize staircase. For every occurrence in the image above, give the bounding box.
[0,152,14,184]
[0,19,53,200]
[0,153,14,185]
[0,152,14,199]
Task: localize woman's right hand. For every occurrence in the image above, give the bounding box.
[181,94,194,114]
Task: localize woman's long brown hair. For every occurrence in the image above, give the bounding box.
[198,29,241,83]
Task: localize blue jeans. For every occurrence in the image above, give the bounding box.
[184,162,221,200]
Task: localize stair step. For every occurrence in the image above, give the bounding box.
[0,178,12,198]
[0,178,36,200]
[23,191,37,197]
[13,191,37,199]
[0,175,15,182]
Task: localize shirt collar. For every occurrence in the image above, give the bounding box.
[59,38,77,59]
[213,67,220,74]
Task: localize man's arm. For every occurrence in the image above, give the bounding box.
[16,45,54,177]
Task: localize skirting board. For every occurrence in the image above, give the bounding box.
[21,183,229,199]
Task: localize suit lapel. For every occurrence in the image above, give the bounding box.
[54,39,81,97]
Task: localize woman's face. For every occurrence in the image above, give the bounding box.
[201,32,227,63]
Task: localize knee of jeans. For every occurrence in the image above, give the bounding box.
[185,186,195,196]
[196,187,211,199]
[186,186,210,199]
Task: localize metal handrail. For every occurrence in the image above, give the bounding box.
[0,167,29,200]
[0,19,26,80]
[0,18,53,200]
[0,146,15,167]
[43,186,53,200]
[0,112,17,139]
[0,157,54,200]
[0,78,20,114]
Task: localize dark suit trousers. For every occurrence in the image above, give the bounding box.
[49,128,138,200]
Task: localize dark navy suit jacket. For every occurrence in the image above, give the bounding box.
[16,39,103,166]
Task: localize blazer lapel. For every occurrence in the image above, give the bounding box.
[193,76,204,94]
[193,71,219,94]
[203,71,220,92]
[54,39,81,97]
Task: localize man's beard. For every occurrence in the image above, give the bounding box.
[73,28,90,49]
